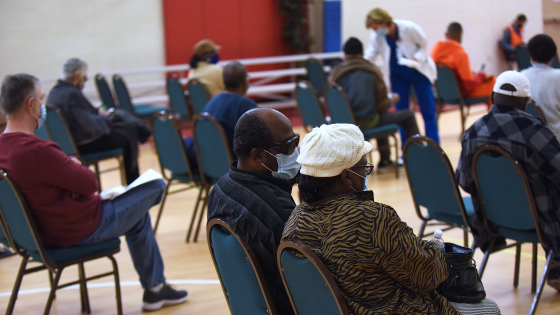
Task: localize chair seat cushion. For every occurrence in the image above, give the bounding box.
[134,104,169,118]
[31,238,121,266]
[429,197,474,226]
[81,148,123,163]
[361,123,399,139]
[497,226,539,244]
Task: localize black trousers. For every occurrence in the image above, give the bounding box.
[376,109,420,161]
[79,125,140,185]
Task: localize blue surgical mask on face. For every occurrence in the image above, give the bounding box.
[31,103,47,129]
[209,54,220,64]
[348,169,369,191]
[376,28,388,37]
[261,149,301,180]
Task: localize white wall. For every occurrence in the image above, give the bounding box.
[0,0,165,97]
[342,0,543,76]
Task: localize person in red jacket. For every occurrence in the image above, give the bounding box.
[431,22,496,109]
[0,73,187,312]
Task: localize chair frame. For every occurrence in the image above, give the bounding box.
[190,113,233,242]
[112,74,139,116]
[0,170,123,315]
[187,78,212,116]
[166,73,195,121]
[434,65,486,135]
[472,145,560,315]
[325,84,399,178]
[294,80,326,132]
[527,100,548,124]
[403,135,472,246]
[277,238,350,315]
[94,73,117,109]
[207,217,279,315]
[151,113,202,234]
[45,106,126,191]
[305,58,328,96]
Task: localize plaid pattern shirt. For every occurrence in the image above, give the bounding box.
[456,105,560,250]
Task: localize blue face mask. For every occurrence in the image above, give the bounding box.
[376,28,388,37]
[261,149,301,180]
[209,54,220,64]
[31,103,47,129]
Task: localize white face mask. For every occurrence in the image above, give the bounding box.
[376,28,389,37]
[30,103,47,129]
[347,169,369,191]
[261,149,301,180]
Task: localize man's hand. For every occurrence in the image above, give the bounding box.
[391,93,401,105]
[99,109,110,116]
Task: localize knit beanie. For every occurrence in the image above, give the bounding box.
[297,124,373,177]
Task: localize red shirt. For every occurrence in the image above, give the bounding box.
[0,132,101,247]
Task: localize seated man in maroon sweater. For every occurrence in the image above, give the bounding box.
[0,73,187,312]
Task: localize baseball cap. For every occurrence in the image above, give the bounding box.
[193,39,221,56]
[493,70,531,98]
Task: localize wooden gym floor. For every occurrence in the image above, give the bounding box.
[1,106,559,314]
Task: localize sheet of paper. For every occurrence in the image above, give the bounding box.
[99,169,163,200]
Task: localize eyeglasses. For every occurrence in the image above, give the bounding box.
[270,133,300,155]
[351,163,374,176]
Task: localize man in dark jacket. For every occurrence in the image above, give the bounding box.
[47,58,147,184]
[329,37,419,171]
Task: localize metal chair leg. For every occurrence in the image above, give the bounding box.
[532,243,538,293]
[43,267,64,315]
[463,230,469,247]
[478,238,496,278]
[108,256,123,315]
[514,243,521,288]
[193,187,210,242]
[78,263,91,314]
[153,182,172,234]
[6,255,30,315]
[529,251,555,315]
[93,163,101,192]
[391,134,399,178]
[186,187,205,242]
[418,220,428,239]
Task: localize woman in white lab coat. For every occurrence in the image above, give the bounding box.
[364,8,440,144]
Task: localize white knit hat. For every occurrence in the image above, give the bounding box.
[297,124,373,177]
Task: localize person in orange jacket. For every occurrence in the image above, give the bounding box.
[431,22,496,109]
[499,14,527,63]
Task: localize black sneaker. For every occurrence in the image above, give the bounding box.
[547,267,560,291]
[377,160,397,173]
[142,283,188,311]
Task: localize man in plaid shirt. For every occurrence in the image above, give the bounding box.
[455,70,560,290]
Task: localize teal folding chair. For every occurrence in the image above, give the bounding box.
[44,107,125,191]
[295,80,326,132]
[325,85,400,178]
[35,124,50,141]
[166,75,192,121]
[191,113,233,242]
[278,239,350,315]
[152,114,202,234]
[207,217,278,315]
[0,170,122,315]
[187,79,211,116]
[516,46,532,71]
[112,74,168,118]
[403,135,473,246]
[525,102,547,124]
[95,74,117,109]
[552,55,560,69]
[434,65,489,135]
[305,58,327,96]
[473,145,560,315]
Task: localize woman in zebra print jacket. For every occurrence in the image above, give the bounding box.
[282,124,460,314]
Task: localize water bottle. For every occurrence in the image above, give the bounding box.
[427,229,445,253]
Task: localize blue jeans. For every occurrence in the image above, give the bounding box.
[77,179,166,289]
[391,68,440,145]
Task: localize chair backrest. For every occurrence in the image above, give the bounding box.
[435,65,463,104]
[403,135,470,226]
[166,76,191,120]
[112,74,136,115]
[35,124,50,141]
[193,113,232,185]
[552,55,560,69]
[44,107,80,157]
[516,46,532,71]
[305,58,327,95]
[95,74,117,109]
[207,217,278,315]
[187,79,210,116]
[0,170,48,264]
[525,102,548,124]
[472,145,547,245]
[278,239,350,315]
[324,85,356,125]
[295,81,325,130]
[152,114,195,182]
